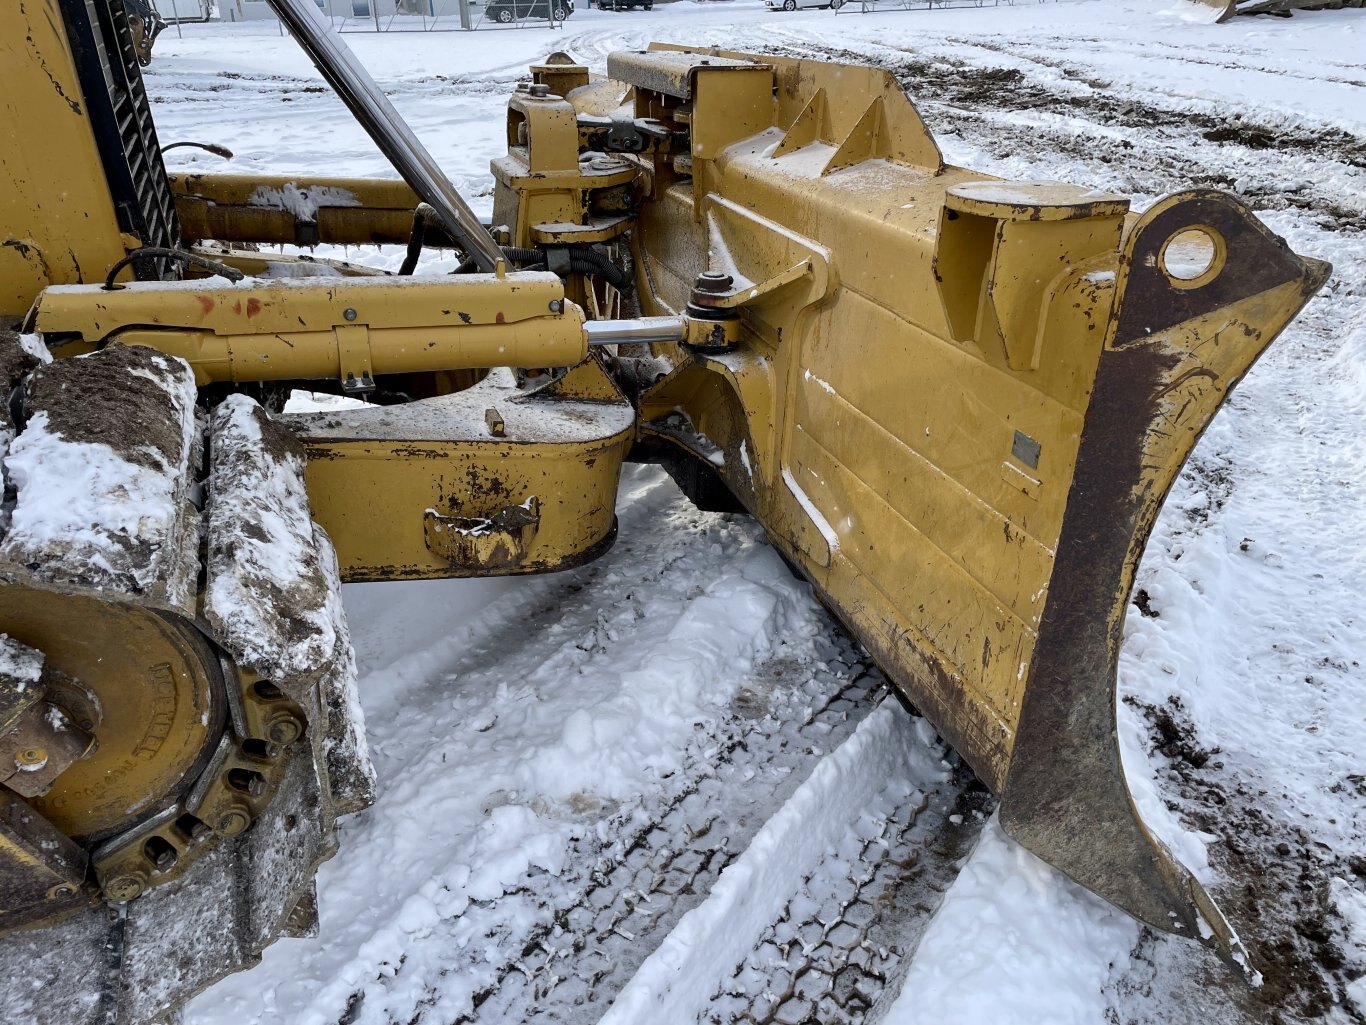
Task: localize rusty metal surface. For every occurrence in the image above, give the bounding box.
[0,702,94,799]
[0,791,89,924]
[424,497,542,570]
[606,50,769,101]
[999,192,1330,971]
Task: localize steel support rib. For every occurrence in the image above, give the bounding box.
[265,0,506,273]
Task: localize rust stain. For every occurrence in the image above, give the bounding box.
[232,299,242,315]
[495,312,506,324]
[246,298,262,318]
[196,295,214,316]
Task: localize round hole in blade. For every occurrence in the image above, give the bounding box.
[1159,225,1225,289]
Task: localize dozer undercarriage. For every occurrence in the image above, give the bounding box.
[0,0,1330,1019]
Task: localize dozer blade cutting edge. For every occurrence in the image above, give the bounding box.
[996,193,1330,974]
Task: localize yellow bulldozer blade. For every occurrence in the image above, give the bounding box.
[1187,0,1239,20]
[617,45,1330,974]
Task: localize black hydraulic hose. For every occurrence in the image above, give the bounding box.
[568,251,629,290]
[399,204,438,276]
[500,247,542,265]
[406,234,630,285]
[102,248,245,290]
[162,141,235,160]
[495,245,630,289]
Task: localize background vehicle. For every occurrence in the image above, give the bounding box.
[483,0,573,20]
[1192,0,1362,18]
[125,0,167,62]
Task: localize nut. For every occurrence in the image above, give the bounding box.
[45,883,77,901]
[216,807,252,837]
[104,873,147,902]
[693,270,734,294]
[265,713,303,746]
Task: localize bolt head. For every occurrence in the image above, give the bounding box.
[265,714,302,746]
[343,307,358,322]
[16,747,46,766]
[105,874,146,902]
[216,808,251,837]
[46,883,77,901]
[529,83,550,98]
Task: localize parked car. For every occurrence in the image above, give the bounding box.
[600,0,653,10]
[766,0,844,8]
[483,0,574,21]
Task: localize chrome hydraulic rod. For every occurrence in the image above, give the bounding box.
[583,316,687,346]
[264,0,505,273]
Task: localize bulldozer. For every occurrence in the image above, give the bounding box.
[1193,0,1362,19]
[0,0,1331,1020]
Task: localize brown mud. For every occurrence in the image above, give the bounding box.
[775,41,1366,231]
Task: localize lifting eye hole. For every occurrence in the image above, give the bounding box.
[1159,225,1225,289]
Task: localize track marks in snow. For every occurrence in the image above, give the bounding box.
[185,470,901,1025]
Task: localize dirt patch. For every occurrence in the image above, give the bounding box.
[1133,588,1161,619]
[0,327,41,433]
[1126,696,1219,771]
[1130,698,1358,1021]
[768,41,1366,232]
[21,342,190,473]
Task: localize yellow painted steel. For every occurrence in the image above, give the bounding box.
[607,45,1328,971]
[0,0,134,316]
[292,358,633,581]
[170,172,424,246]
[30,274,587,385]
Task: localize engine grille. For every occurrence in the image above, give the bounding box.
[60,0,180,281]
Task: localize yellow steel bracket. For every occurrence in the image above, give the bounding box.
[334,322,374,395]
[423,496,542,571]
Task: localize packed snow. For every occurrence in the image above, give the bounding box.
[0,634,44,691]
[125,1,1366,1023]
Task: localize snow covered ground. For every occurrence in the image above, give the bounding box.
[137,2,1366,1022]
